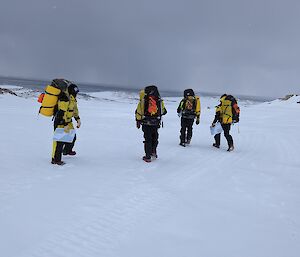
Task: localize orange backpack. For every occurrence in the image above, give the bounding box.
[147,96,158,115]
[144,86,161,117]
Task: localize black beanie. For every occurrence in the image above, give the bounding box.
[68,84,79,97]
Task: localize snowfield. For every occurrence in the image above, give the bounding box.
[0,87,300,257]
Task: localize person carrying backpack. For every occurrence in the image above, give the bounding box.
[211,94,240,152]
[62,83,81,156]
[51,79,81,165]
[135,85,167,162]
[177,89,201,147]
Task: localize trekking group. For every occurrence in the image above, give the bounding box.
[38,79,240,165]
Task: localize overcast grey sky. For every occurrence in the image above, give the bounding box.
[1,0,299,97]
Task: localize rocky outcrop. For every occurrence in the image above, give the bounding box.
[280,94,299,100]
[0,88,17,96]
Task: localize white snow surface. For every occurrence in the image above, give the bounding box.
[1,89,300,257]
[0,85,23,89]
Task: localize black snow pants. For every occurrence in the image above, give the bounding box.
[180,117,194,143]
[214,123,233,147]
[53,141,65,162]
[63,134,77,154]
[142,125,159,159]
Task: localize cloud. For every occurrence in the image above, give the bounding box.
[1,0,300,97]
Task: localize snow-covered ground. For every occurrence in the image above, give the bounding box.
[1,86,300,257]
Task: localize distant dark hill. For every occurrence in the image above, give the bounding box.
[0,76,274,101]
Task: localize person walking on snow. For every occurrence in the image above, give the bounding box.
[177,89,201,147]
[52,81,81,165]
[211,94,240,152]
[62,83,81,156]
[135,85,167,162]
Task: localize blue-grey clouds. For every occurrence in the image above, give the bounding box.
[0,0,300,97]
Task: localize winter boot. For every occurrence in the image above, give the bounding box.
[142,156,152,163]
[51,159,65,165]
[179,142,186,147]
[151,152,158,160]
[213,143,220,149]
[186,139,191,145]
[227,145,234,152]
[63,151,76,156]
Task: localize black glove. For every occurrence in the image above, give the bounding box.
[196,117,200,125]
[136,121,141,129]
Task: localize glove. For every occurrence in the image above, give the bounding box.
[196,118,200,125]
[64,125,70,133]
[77,119,81,128]
[211,123,216,127]
[136,121,141,129]
[177,112,182,118]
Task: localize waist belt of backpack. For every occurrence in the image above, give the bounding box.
[182,111,195,118]
[143,118,160,125]
[143,115,160,120]
[182,114,195,119]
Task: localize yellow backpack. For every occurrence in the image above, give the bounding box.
[38,79,69,117]
[38,85,61,117]
[220,95,240,124]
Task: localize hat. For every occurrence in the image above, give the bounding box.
[68,83,79,97]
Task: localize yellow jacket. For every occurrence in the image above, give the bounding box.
[55,92,80,128]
